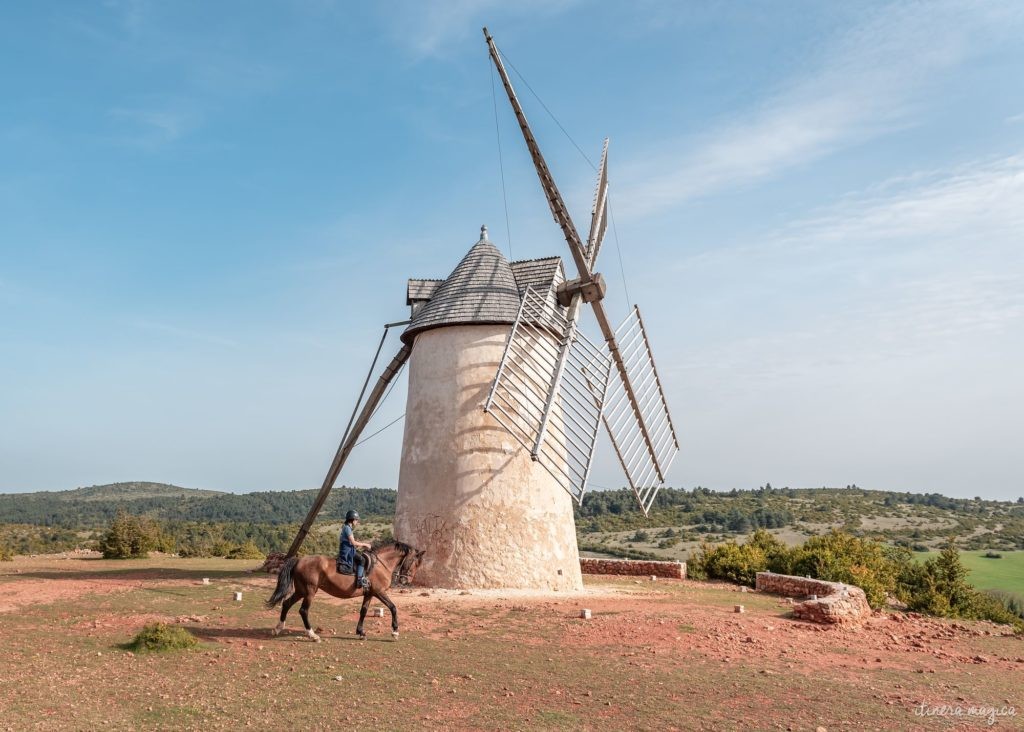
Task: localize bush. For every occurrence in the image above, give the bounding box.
[124,623,198,653]
[692,530,790,586]
[900,540,1022,630]
[0,545,12,561]
[983,551,1003,559]
[226,541,264,560]
[984,590,1024,619]
[789,530,907,609]
[98,511,161,559]
[631,530,650,543]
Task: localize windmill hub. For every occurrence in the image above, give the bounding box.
[555,273,607,307]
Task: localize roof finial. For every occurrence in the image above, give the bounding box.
[480,224,489,241]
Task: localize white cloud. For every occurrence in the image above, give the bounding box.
[781,154,1024,247]
[668,153,1024,383]
[618,1,1024,216]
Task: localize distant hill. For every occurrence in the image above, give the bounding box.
[1,482,1022,555]
[51,482,224,501]
[0,482,396,527]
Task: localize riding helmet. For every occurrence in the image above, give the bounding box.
[346,510,360,522]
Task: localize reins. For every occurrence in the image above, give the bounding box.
[366,545,414,586]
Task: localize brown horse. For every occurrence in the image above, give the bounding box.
[266,541,424,641]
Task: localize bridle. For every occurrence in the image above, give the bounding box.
[368,544,419,586]
[395,546,419,586]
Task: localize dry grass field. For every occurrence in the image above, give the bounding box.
[0,554,1021,730]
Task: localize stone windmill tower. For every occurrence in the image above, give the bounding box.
[285,29,678,591]
[393,227,583,590]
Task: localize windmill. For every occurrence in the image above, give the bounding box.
[284,29,678,591]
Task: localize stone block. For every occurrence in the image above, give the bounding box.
[755,572,870,625]
[579,558,686,579]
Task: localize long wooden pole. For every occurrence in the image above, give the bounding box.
[286,343,412,557]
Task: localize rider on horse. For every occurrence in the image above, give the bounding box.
[338,510,372,589]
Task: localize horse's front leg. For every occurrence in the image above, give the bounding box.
[355,593,371,640]
[377,590,399,639]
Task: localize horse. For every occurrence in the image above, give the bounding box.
[266,541,424,641]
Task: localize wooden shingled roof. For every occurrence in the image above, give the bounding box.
[402,229,566,345]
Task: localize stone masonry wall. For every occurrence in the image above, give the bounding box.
[580,558,686,579]
[755,571,871,625]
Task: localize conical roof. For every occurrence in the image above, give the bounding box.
[402,228,521,345]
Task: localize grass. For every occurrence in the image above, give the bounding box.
[124,623,199,653]
[916,550,1024,594]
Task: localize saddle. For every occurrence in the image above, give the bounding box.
[336,550,376,579]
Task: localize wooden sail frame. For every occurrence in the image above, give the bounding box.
[484,27,679,514]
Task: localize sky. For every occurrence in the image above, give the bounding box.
[1,1,1022,500]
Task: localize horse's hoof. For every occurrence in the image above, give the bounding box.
[307,631,321,642]
[271,628,280,637]
[391,631,399,640]
[357,633,366,641]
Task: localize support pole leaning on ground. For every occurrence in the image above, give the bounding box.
[286,343,412,558]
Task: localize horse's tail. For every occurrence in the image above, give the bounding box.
[266,556,299,608]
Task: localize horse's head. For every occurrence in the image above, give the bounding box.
[396,545,425,587]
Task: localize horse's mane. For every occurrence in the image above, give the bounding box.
[372,539,417,554]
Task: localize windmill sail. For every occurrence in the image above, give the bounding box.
[484,286,613,504]
[603,306,679,513]
[484,27,680,515]
[585,140,609,269]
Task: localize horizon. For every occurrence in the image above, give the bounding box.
[2,2,1022,500]
[4,479,1021,504]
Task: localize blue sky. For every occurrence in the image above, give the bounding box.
[1,1,1022,499]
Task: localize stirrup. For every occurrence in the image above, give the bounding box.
[359,578,370,590]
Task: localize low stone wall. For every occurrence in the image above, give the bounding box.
[755,571,871,625]
[580,557,686,579]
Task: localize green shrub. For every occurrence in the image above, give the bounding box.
[692,530,790,586]
[124,623,198,653]
[226,540,264,560]
[98,511,161,559]
[371,527,395,547]
[789,530,907,609]
[631,530,650,543]
[900,540,1023,630]
[0,545,13,561]
[210,540,235,558]
[983,551,1003,559]
[984,590,1024,619]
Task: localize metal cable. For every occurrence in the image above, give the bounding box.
[336,325,390,452]
[495,43,633,305]
[354,412,406,447]
[496,44,596,172]
[490,57,514,259]
[607,196,632,306]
